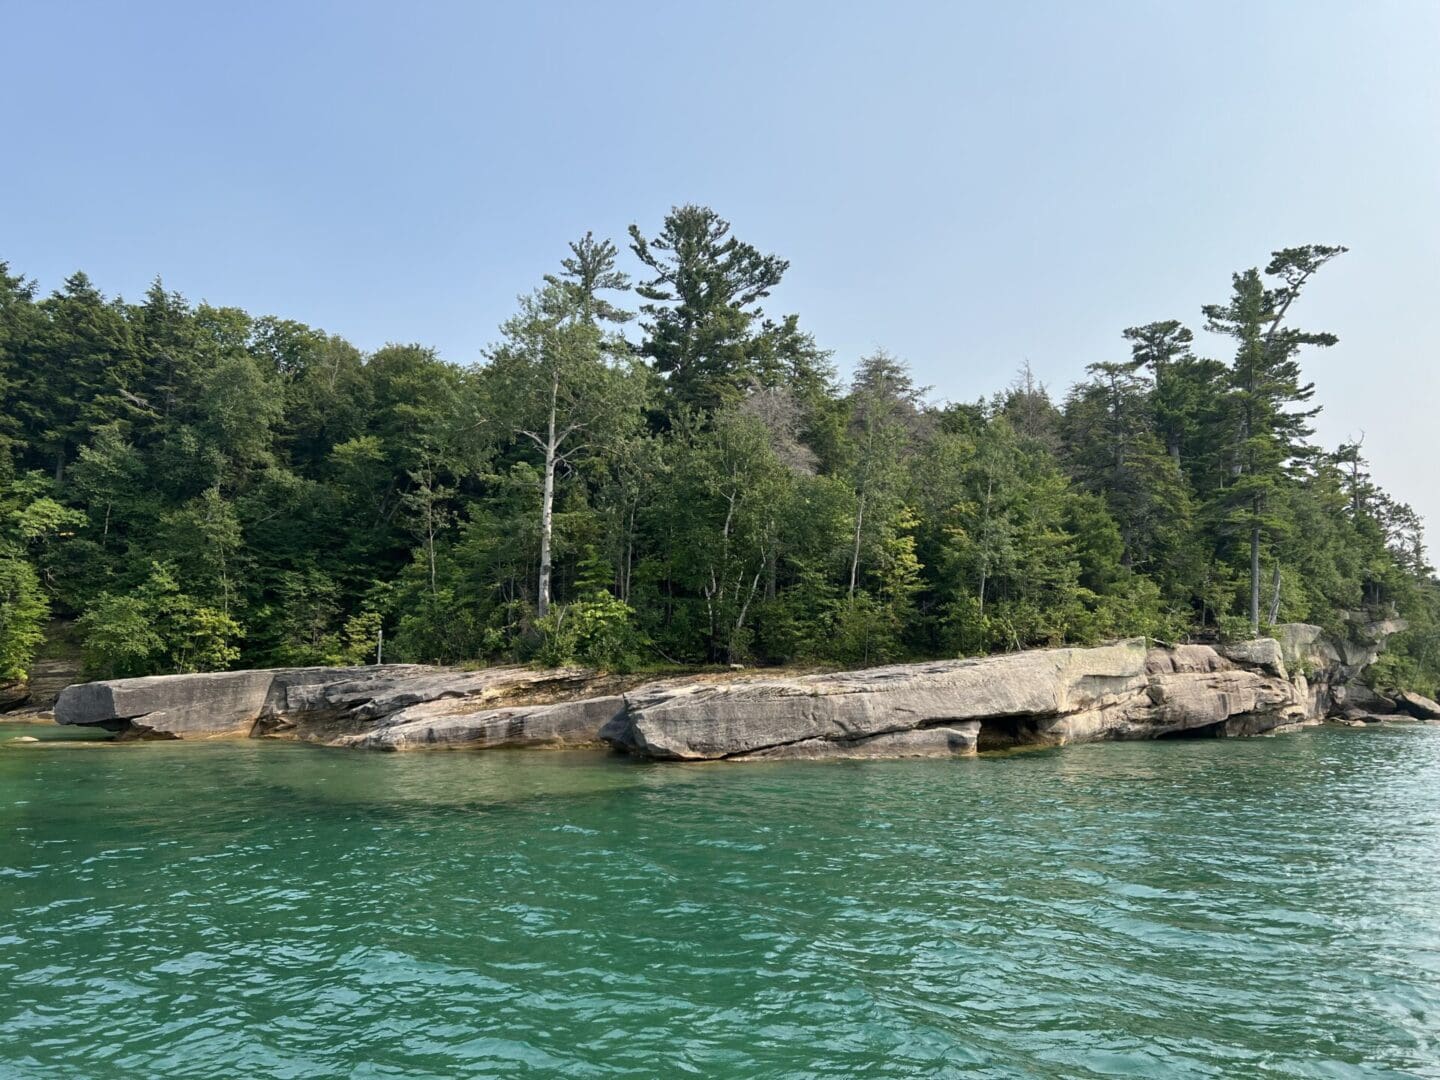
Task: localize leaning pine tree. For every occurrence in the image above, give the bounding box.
[1202,245,1345,634]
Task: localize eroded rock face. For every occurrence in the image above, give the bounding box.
[606,641,1150,761]
[601,639,1313,766]
[601,640,1308,761]
[337,695,626,751]
[1393,690,1440,721]
[1217,639,1288,680]
[50,636,1323,760]
[734,724,982,761]
[56,668,315,737]
[54,664,599,742]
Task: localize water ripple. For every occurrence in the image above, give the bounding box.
[1,724,1439,1077]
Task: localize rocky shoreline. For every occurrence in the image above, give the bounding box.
[50,620,1440,761]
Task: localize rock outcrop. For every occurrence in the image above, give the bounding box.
[601,639,1307,761]
[1273,617,1409,720]
[55,664,605,742]
[335,695,627,750]
[1393,690,1440,721]
[59,629,1405,760]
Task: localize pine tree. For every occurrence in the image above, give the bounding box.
[1203,245,1345,633]
[628,205,788,412]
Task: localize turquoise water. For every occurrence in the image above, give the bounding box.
[2,723,1439,1078]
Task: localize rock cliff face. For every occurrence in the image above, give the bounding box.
[55,636,1322,759]
[54,664,608,743]
[1272,618,1407,720]
[601,639,1307,760]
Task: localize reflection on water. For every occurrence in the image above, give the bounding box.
[2,723,1439,1078]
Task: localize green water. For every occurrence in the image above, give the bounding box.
[2,724,1439,1078]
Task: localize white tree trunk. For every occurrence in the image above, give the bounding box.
[537,373,559,620]
[848,493,865,599]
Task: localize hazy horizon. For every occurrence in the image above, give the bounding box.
[4,0,1436,535]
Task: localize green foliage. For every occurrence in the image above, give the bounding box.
[0,551,48,682]
[535,592,646,671]
[78,563,241,677]
[1,227,1430,685]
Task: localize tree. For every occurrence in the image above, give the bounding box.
[1203,244,1345,633]
[651,407,796,662]
[0,552,47,683]
[0,263,41,475]
[0,231,1432,690]
[485,284,646,618]
[842,351,927,600]
[629,205,788,411]
[544,231,634,327]
[17,273,137,483]
[1061,361,1194,590]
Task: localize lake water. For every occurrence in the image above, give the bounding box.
[2,722,1439,1078]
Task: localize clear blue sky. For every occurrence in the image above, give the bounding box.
[4,1,1437,532]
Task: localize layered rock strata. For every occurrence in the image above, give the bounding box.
[601,639,1306,760]
[55,664,603,742]
[54,635,1375,759]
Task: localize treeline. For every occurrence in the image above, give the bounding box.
[1,206,1436,692]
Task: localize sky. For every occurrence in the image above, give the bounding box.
[3,1,1438,532]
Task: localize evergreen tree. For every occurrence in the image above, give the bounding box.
[1203,245,1345,633]
[628,205,788,412]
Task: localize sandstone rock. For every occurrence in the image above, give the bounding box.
[1274,622,1327,667]
[604,640,1307,761]
[56,668,307,737]
[1392,690,1440,721]
[1217,639,1288,680]
[46,633,1338,763]
[608,640,1149,761]
[0,681,30,713]
[733,723,981,760]
[1143,645,1231,675]
[338,695,625,751]
[53,664,592,740]
[1330,684,1396,717]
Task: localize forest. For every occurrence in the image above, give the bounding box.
[1,206,1436,693]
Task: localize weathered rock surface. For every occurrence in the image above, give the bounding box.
[337,695,626,750]
[0,681,30,714]
[605,641,1147,761]
[54,664,601,742]
[56,630,1393,761]
[1217,638,1288,680]
[734,723,982,761]
[603,639,1307,761]
[1393,690,1440,721]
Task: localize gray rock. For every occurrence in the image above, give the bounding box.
[0,680,30,713]
[56,667,306,737]
[604,640,1308,761]
[1144,644,1231,675]
[610,640,1149,761]
[734,723,981,760]
[1331,683,1396,717]
[53,663,604,742]
[1393,690,1440,721]
[1274,622,1326,666]
[1217,638,1288,680]
[338,696,626,751]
